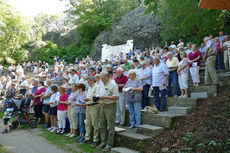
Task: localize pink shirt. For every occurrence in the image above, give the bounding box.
[188,51,201,67]
[33,87,46,106]
[216,43,222,53]
[58,94,68,111]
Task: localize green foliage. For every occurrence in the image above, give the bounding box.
[0,1,31,64]
[69,0,136,44]
[144,0,230,45]
[183,132,194,142]
[29,41,91,64]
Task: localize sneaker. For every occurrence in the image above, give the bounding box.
[75,136,82,141]
[65,133,71,137]
[102,145,112,152]
[179,95,183,98]
[97,142,106,149]
[78,136,85,143]
[2,130,8,134]
[56,129,61,134]
[47,127,53,131]
[129,125,135,129]
[91,142,98,147]
[50,127,57,133]
[182,95,188,98]
[69,134,76,138]
[174,95,178,97]
[60,130,65,134]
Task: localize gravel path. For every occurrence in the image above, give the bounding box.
[0,123,67,153]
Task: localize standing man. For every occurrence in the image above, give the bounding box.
[97,71,119,152]
[223,35,230,70]
[83,76,100,147]
[138,61,152,109]
[203,36,218,85]
[152,56,169,111]
[115,68,128,126]
[166,52,179,97]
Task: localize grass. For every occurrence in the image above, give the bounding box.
[38,129,102,153]
[0,144,8,153]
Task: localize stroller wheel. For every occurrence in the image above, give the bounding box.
[29,120,37,129]
[12,121,19,130]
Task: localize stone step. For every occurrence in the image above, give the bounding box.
[168,106,192,115]
[190,92,208,99]
[115,129,152,151]
[137,124,164,136]
[139,111,185,129]
[111,147,140,153]
[189,85,217,97]
[149,97,198,109]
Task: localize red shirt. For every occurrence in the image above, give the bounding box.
[58,94,68,111]
[115,75,128,92]
[188,51,201,67]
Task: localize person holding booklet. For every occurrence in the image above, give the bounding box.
[188,44,201,86]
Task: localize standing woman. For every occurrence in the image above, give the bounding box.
[75,83,87,143]
[46,85,60,133]
[57,86,68,134]
[123,69,143,129]
[66,84,78,138]
[33,62,38,74]
[188,44,201,86]
[215,37,223,70]
[177,52,189,98]
[33,81,46,123]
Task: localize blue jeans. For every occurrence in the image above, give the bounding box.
[141,84,150,109]
[127,102,141,127]
[216,52,223,70]
[77,113,86,134]
[153,87,166,111]
[166,71,179,96]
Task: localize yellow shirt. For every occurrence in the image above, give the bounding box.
[166,57,179,72]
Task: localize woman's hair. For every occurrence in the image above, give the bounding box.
[128,69,136,75]
[51,85,58,92]
[72,84,78,90]
[180,51,186,57]
[59,86,66,93]
[39,80,44,86]
[78,83,86,91]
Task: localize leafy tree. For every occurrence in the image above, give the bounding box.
[144,0,230,45]
[0,1,31,64]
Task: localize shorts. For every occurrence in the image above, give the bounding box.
[43,104,50,113]
[49,106,57,116]
[34,105,43,118]
[4,118,10,125]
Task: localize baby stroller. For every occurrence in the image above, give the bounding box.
[11,96,37,129]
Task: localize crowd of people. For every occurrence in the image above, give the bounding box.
[1,31,230,152]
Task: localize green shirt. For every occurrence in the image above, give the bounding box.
[125,62,130,70]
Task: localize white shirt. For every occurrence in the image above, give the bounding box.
[152,63,169,87]
[19,80,28,89]
[68,74,79,84]
[177,42,184,48]
[49,92,60,107]
[170,44,176,49]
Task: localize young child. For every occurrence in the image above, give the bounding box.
[2,101,14,133]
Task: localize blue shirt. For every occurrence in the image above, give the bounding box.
[43,86,51,104]
[138,67,152,85]
[75,93,87,114]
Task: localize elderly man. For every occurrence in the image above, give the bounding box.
[83,76,100,147]
[152,56,169,111]
[203,36,218,85]
[19,76,28,95]
[97,71,119,151]
[68,69,79,84]
[138,61,152,109]
[115,68,128,126]
[166,52,179,97]
[223,35,230,70]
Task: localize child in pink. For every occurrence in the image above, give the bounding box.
[57,86,68,134]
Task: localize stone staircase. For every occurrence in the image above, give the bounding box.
[111,71,230,153]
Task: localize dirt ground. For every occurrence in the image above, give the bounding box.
[146,90,230,153]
